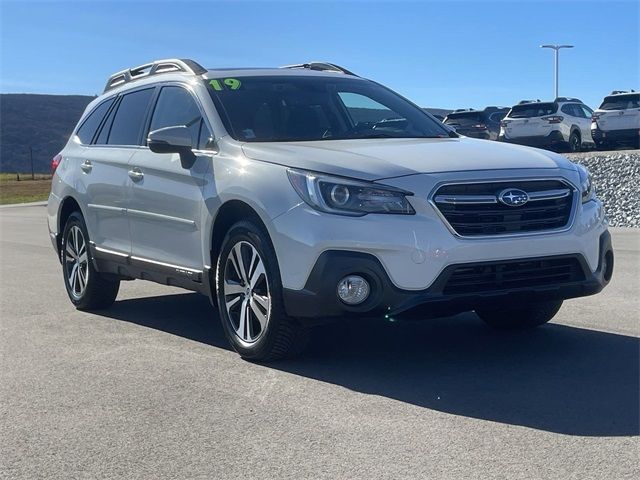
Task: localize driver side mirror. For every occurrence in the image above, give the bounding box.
[148,126,197,169]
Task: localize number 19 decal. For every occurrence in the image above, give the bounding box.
[209,78,242,91]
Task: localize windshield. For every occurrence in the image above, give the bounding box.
[205,75,451,142]
[599,94,640,111]
[508,103,557,118]
[445,112,483,126]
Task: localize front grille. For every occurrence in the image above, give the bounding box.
[443,257,585,295]
[433,180,575,236]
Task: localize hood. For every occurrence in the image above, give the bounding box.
[241,137,575,181]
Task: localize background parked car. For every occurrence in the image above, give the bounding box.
[443,106,508,140]
[499,98,595,152]
[591,90,640,150]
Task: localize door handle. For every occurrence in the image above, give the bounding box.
[128,168,144,182]
[80,160,92,173]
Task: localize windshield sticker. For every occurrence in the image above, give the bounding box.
[209,78,242,91]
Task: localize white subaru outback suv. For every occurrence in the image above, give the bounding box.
[47,59,614,360]
[499,98,595,152]
[591,90,640,150]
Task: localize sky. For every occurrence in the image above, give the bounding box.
[0,0,638,109]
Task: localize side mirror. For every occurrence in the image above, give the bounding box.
[148,126,196,169]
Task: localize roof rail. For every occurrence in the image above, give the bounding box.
[103,58,207,93]
[280,62,358,76]
[555,96,582,103]
[518,99,541,104]
[610,90,635,95]
[452,108,475,112]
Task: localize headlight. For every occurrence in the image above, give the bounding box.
[287,169,415,216]
[577,165,595,203]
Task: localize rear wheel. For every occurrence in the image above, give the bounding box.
[475,300,563,329]
[568,131,581,152]
[61,212,119,310]
[216,220,309,361]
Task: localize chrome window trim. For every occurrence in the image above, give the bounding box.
[428,177,579,240]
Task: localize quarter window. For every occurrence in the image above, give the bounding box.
[107,88,154,146]
[76,98,115,144]
[149,86,204,147]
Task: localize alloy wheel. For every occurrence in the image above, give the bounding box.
[64,225,89,299]
[223,241,271,343]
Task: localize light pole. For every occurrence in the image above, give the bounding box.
[540,44,574,99]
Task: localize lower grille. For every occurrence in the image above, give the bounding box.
[443,257,585,295]
[432,180,575,236]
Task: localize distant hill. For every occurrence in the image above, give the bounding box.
[0,93,451,173]
[1,94,94,173]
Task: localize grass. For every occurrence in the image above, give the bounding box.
[0,173,52,205]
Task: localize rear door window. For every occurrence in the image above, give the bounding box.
[561,104,583,117]
[107,88,155,146]
[76,98,115,144]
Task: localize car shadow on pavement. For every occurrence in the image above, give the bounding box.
[105,292,639,437]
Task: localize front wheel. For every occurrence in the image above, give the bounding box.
[475,300,563,329]
[61,212,119,310]
[216,220,309,361]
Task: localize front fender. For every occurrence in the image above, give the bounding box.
[199,153,301,268]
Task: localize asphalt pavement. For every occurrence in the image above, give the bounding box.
[1,204,638,479]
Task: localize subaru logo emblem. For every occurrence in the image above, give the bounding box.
[498,188,529,207]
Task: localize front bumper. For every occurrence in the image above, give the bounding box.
[499,130,567,149]
[283,231,613,324]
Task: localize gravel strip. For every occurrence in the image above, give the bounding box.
[566,149,640,228]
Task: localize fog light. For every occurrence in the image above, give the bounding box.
[337,275,370,305]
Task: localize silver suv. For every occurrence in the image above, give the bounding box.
[48,59,613,360]
[499,98,595,152]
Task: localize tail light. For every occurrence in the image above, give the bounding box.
[51,154,62,174]
[591,113,601,122]
[542,115,564,124]
[500,120,511,128]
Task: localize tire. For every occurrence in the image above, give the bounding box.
[475,300,563,329]
[61,211,120,310]
[568,131,581,152]
[215,220,309,361]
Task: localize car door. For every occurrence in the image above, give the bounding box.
[127,84,214,274]
[79,89,154,255]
